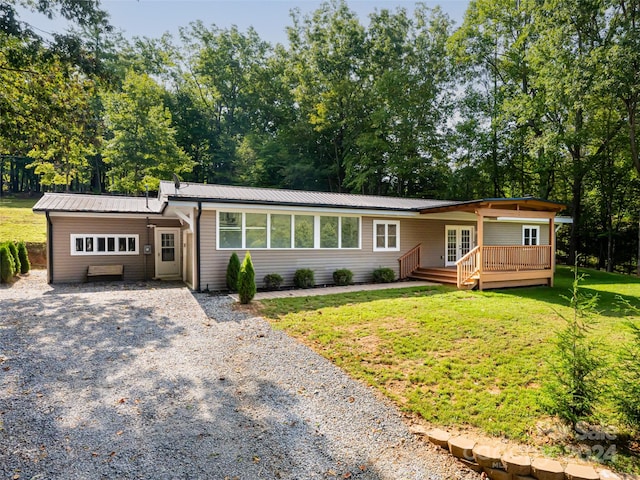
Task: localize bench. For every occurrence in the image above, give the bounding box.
[87,265,124,281]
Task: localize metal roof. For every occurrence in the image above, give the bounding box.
[159,181,457,211]
[33,193,165,214]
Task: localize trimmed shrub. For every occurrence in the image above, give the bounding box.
[263,273,283,290]
[372,267,395,283]
[293,268,315,289]
[333,268,353,286]
[0,245,15,283]
[226,252,241,292]
[7,242,20,275]
[237,252,256,304]
[17,242,30,274]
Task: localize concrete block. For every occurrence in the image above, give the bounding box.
[459,458,483,473]
[473,444,504,469]
[484,467,513,480]
[501,452,531,476]
[597,470,621,480]
[448,436,476,460]
[427,428,451,448]
[565,463,599,480]
[530,457,564,480]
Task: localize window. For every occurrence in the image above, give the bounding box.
[271,214,292,248]
[294,215,314,248]
[219,212,242,248]
[70,234,138,256]
[245,213,267,248]
[373,220,400,252]
[216,212,360,250]
[320,216,339,248]
[523,225,540,246]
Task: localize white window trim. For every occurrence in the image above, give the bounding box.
[522,225,540,246]
[70,234,139,256]
[216,211,361,250]
[373,220,400,252]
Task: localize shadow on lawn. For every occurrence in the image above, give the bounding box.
[494,267,640,319]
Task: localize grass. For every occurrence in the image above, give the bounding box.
[0,197,46,243]
[260,267,640,471]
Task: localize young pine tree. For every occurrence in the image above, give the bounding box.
[237,252,256,304]
[7,242,20,275]
[226,252,241,292]
[615,299,640,429]
[543,265,602,429]
[0,245,16,283]
[17,242,30,274]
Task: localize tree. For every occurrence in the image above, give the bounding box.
[226,252,241,292]
[237,252,256,304]
[102,70,193,193]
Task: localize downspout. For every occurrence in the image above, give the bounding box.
[46,211,53,283]
[196,202,202,291]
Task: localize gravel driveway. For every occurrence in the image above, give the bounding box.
[1,272,479,480]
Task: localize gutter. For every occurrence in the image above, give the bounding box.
[45,211,53,283]
[196,201,202,292]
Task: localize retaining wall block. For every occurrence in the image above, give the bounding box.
[473,444,504,469]
[485,467,514,480]
[502,452,532,476]
[427,428,451,449]
[597,469,621,480]
[531,458,564,480]
[459,458,483,473]
[564,464,599,480]
[448,436,476,460]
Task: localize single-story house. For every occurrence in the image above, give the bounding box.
[33,180,569,291]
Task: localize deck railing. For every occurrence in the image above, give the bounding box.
[456,246,480,288]
[483,245,552,272]
[398,243,421,279]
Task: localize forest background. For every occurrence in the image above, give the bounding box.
[1,0,639,273]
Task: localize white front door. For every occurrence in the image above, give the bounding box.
[155,228,181,278]
[445,225,475,266]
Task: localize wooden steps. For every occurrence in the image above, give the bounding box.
[409,267,477,289]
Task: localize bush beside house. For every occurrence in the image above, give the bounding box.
[238,252,256,304]
[226,252,241,292]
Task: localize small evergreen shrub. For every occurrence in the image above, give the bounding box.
[542,266,602,428]
[237,252,256,304]
[0,245,15,283]
[17,242,30,274]
[333,268,353,286]
[293,268,315,289]
[372,267,395,283]
[263,273,283,290]
[7,242,20,275]
[226,252,241,292]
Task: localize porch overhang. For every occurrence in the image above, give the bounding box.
[419,197,566,215]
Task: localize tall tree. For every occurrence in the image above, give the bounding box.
[102,70,193,193]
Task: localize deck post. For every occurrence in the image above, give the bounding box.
[549,215,555,287]
[476,209,484,290]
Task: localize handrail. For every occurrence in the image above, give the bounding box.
[398,243,421,279]
[483,245,552,271]
[456,246,480,288]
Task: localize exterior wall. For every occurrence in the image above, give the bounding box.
[198,210,472,291]
[49,215,180,283]
[484,222,550,246]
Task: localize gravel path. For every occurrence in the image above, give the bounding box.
[1,272,479,480]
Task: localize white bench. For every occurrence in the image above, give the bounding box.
[87,265,124,281]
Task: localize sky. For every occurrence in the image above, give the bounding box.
[22,0,470,45]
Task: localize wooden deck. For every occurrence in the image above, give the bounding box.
[402,245,554,290]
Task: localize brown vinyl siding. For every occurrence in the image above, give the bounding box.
[49,216,180,283]
[484,222,550,246]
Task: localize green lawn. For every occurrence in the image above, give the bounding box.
[260,267,640,470]
[0,197,46,243]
